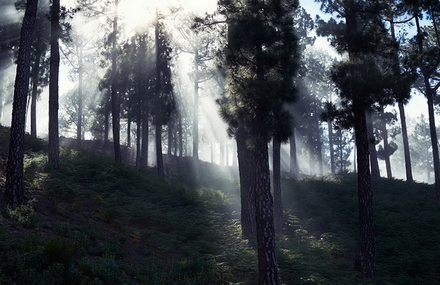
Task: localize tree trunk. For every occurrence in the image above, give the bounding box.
[136,115,141,169]
[192,48,199,160]
[77,44,84,149]
[379,109,392,179]
[273,136,283,234]
[111,0,121,163]
[253,134,278,285]
[167,122,172,155]
[414,13,440,195]
[236,127,256,238]
[141,107,149,167]
[317,129,323,176]
[426,86,440,196]
[5,0,38,206]
[155,117,164,177]
[289,129,298,178]
[127,116,131,147]
[328,120,335,175]
[178,116,183,157]
[48,0,60,170]
[30,46,41,138]
[398,102,413,182]
[366,111,380,178]
[354,102,375,278]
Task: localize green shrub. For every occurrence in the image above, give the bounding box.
[5,204,38,229]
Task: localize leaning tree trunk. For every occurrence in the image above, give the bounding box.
[5,0,38,206]
[48,0,60,170]
[398,101,413,182]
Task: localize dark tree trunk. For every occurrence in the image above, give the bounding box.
[379,110,392,179]
[328,120,335,175]
[5,0,38,206]
[414,13,440,195]
[141,107,149,167]
[77,45,83,149]
[111,0,121,163]
[289,129,298,178]
[48,0,60,170]
[253,134,278,285]
[136,110,141,169]
[273,137,283,234]
[317,129,323,176]
[167,122,172,156]
[178,116,183,157]
[104,96,110,144]
[127,117,131,147]
[398,101,413,182]
[354,102,375,278]
[155,116,164,177]
[192,49,199,160]
[366,111,379,178]
[236,127,256,238]
[30,46,41,138]
[426,86,440,196]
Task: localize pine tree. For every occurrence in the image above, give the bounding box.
[316,0,396,278]
[5,0,39,206]
[48,0,61,170]
[218,0,299,283]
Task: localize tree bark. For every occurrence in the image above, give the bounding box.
[236,127,256,238]
[48,0,60,170]
[354,102,375,278]
[253,134,278,285]
[5,0,38,206]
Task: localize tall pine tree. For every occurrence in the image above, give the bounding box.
[218,0,299,283]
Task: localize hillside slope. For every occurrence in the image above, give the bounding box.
[0,126,440,284]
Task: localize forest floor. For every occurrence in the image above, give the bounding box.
[1,126,440,284]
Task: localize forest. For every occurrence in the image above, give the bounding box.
[0,0,440,284]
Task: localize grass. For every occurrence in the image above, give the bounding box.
[0,126,440,284]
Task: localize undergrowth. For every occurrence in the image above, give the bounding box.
[0,128,439,284]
